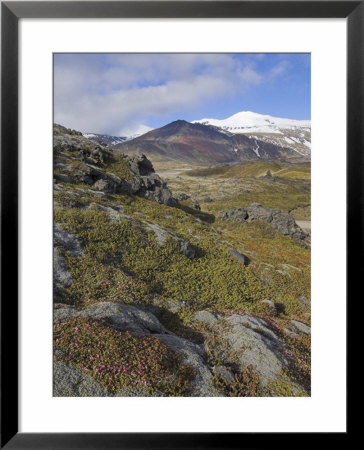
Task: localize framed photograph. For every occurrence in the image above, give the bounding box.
[2,1,357,448]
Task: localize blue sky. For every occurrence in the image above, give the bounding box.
[54,53,310,136]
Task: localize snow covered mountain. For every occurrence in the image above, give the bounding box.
[83,126,153,147]
[193,111,311,157]
[193,111,310,134]
[83,133,129,147]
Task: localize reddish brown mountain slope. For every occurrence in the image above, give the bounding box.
[114,120,306,165]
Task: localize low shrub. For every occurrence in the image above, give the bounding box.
[54,317,195,396]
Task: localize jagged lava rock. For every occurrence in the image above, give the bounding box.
[126,154,155,176]
[54,125,178,207]
[218,203,308,243]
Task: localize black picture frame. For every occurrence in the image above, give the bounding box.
[1,1,357,448]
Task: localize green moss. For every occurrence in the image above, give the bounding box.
[54,317,195,395]
[102,155,133,180]
[282,333,311,394]
[274,166,311,179]
[186,161,283,178]
[54,207,267,313]
[62,254,152,307]
[161,251,267,310]
[267,374,306,397]
[205,181,310,215]
[54,183,309,321]
[186,161,310,181]
[215,220,310,320]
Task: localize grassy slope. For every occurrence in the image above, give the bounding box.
[186,161,311,180]
[54,150,311,397]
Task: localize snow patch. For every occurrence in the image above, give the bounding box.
[284,136,293,144]
[252,140,261,158]
[303,140,311,148]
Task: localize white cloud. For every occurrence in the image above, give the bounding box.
[238,66,263,85]
[120,124,152,137]
[54,54,286,135]
[267,60,290,79]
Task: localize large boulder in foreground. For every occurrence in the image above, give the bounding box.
[194,310,299,387]
[226,315,287,385]
[156,334,220,397]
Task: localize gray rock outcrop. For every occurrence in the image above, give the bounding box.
[179,240,196,259]
[225,314,287,385]
[193,310,219,327]
[284,320,311,338]
[54,302,169,335]
[139,173,177,206]
[155,334,220,397]
[213,365,235,383]
[175,192,191,201]
[193,311,290,387]
[218,207,248,222]
[73,154,177,206]
[54,127,178,207]
[53,251,73,298]
[126,154,155,177]
[53,223,84,299]
[218,203,309,243]
[53,360,109,397]
[79,145,111,164]
[93,178,117,194]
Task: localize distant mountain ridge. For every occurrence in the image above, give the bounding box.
[83,133,129,147]
[114,116,310,165]
[83,126,152,147]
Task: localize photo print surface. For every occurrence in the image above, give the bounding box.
[53,53,311,397]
